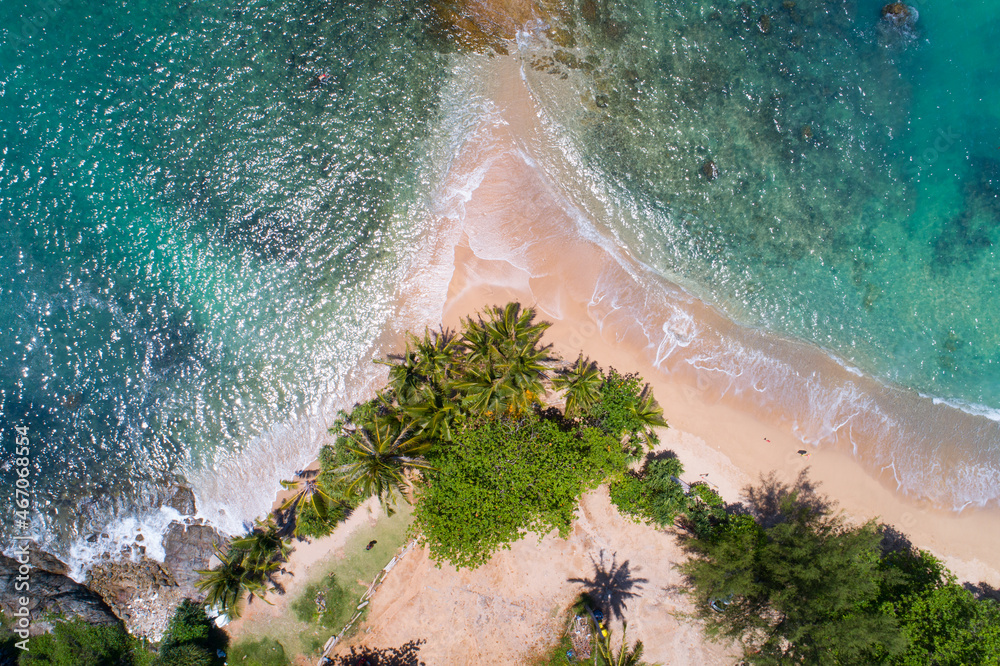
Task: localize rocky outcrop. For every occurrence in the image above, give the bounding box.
[881,3,917,27]
[0,554,119,634]
[164,486,197,516]
[86,558,183,642]
[162,522,227,598]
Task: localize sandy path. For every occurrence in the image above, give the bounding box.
[342,479,735,665]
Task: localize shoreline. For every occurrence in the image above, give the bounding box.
[226,46,1000,657]
[390,50,1000,586]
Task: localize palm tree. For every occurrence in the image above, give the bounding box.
[497,342,548,412]
[378,346,424,406]
[460,315,496,369]
[335,420,433,511]
[482,302,550,350]
[230,517,292,574]
[405,384,462,443]
[195,546,270,619]
[458,304,553,414]
[453,366,519,415]
[595,620,649,666]
[630,387,668,447]
[411,327,461,388]
[553,355,603,417]
[278,470,338,535]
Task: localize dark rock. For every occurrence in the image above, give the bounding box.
[162,521,227,598]
[0,553,119,634]
[27,545,70,576]
[881,3,916,27]
[164,486,197,516]
[702,159,720,181]
[135,534,144,542]
[758,15,771,34]
[801,124,814,140]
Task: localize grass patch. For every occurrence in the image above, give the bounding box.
[227,637,290,666]
[229,503,412,661]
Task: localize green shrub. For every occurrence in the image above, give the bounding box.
[19,619,152,666]
[1,612,18,666]
[608,472,649,524]
[609,455,688,528]
[291,574,354,629]
[585,369,646,439]
[226,638,290,666]
[156,644,213,666]
[160,601,210,653]
[414,413,630,569]
[156,600,222,666]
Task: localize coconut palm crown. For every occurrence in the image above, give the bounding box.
[335,420,433,511]
[194,546,270,619]
[553,354,603,417]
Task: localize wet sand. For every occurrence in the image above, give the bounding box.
[325,49,1000,664]
[232,21,1000,665]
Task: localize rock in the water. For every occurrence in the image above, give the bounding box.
[702,159,720,181]
[881,3,916,27]
[0,554,119,634]
[801,124,814,140]
[164,485,197,516]
[162,521,227,597]
[758,15,771,34]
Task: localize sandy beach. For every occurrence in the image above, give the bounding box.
[231,20,1000,666]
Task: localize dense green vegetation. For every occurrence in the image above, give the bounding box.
[414,412,631,568]
[676,474,1000,665]
[17,619,152,666]
[156,601,226,666]
[195,302,667,616]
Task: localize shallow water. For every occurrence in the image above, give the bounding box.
[0,0,447,557]
[503,0,1000,508]
[522,0,1000,411]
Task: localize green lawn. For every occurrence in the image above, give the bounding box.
[230,503,413,661]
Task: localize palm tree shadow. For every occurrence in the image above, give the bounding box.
[568,550,648,621]
[324,639,425,665]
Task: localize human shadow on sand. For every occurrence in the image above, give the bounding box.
[568,550,648,621]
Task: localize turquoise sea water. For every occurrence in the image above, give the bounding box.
[0,0,447,552]
[1,0,999,559]
[531,0,1000,410]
